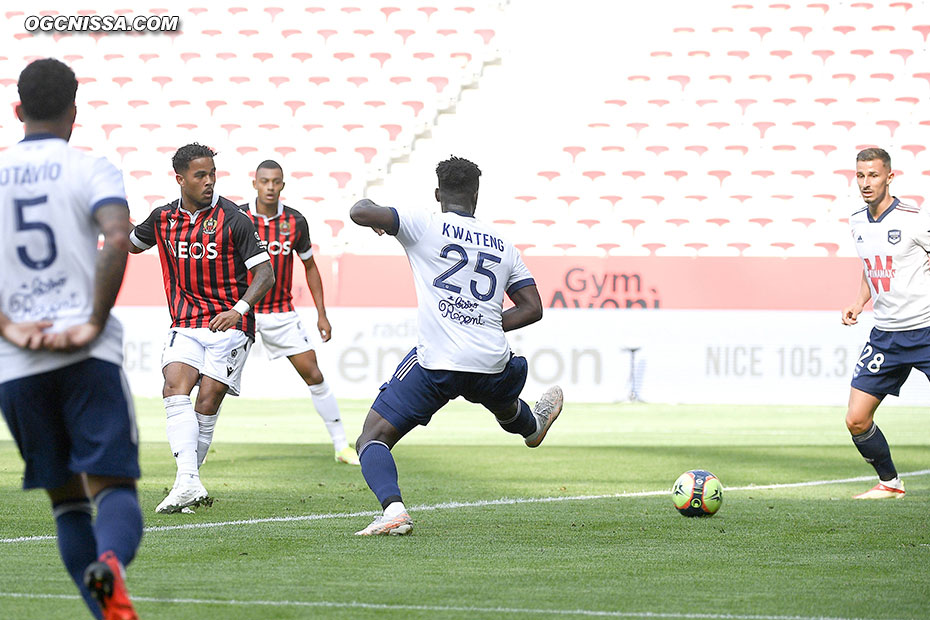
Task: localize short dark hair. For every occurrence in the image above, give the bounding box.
[436,156,481,196]
[857,147,891,171]
[256,159,283,174]
[172,143,216,174]
[17,58,78,121]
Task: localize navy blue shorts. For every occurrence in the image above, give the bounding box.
[0,358,140,490]
[851,326,930,398]
[372,347,528,436]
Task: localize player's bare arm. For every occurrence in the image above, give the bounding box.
[502,284,543,332]
[303,255,332,342]
[209,260,275,332]
[841,270,872,326]
[44,202,131,351]
[349,198,399,236]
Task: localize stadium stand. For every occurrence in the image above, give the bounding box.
[0,1,927,257]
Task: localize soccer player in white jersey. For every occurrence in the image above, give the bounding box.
[349,156,563,535]
[841,147,927,499]
[0,59,141,619]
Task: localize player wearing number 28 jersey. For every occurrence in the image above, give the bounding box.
[841,147,929,500]
[348,156,563,535]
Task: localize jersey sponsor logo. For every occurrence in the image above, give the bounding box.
[167,240,219,260]
[203,218,218,235]
[887,229,901,245]
[267,240,292,255]
[863,256,894,293]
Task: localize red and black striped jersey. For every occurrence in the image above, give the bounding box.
[240,200,313,314]
[130,195,270,337]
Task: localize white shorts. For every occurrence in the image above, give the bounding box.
[161,327,252,396]
[255,311,314,360]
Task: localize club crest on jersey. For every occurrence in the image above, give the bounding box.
[202,218,218,235]
[888,229,901,245]
[279,219,290,232]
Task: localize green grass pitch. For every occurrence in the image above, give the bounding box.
[1,399,928,619]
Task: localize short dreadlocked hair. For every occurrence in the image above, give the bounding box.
[857,147,891,171]
[18,58,78,121]
[436,156,481,196]
[172,143,217,174]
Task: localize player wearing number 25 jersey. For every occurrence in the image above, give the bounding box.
[841,147,929,500]
[348,156,563,536]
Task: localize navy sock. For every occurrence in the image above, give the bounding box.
[497,399,537,437]
[359,441,403,509]
[852,423,898,481]
[94,486,144,567]
[53,499,102,620]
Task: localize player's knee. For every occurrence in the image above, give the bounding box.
[305,368,324,385]
[845,411,870,435]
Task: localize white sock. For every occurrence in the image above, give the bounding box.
[384,501,407,519]
[309,380,348,451]
[882,477,903,489]
[164,395,199,482]
[195,410,219,468]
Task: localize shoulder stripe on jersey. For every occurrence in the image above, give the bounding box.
[850,206,868,217]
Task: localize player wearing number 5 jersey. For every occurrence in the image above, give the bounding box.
[349,156,563,535]
[841,147,928,499]
[0,58,142,620]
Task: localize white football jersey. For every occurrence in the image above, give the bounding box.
[0,135,127,383]
[849,197,930,331]
[392,207,535,373]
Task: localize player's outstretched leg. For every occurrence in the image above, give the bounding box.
[356,440,413,535]
[524,386,564,448]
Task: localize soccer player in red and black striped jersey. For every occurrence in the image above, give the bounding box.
[129,143,274,513]
[241,160,358,465]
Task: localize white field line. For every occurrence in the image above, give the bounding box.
[2,468,929,545]
[0,591,906,620]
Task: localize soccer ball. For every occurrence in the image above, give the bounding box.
[672,470,723,517]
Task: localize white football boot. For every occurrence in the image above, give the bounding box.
[155,478,209,513]
[355,512,414,536]
[524,386,564,448]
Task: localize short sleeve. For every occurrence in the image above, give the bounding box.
[230,208,270,269]
[130,208,160,250]
[505,246,536,297]
[394,207,431,247]
[294,212,313,260]
[88,157,128,213]
[915,208,930,252]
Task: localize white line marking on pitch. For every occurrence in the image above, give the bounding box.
[0,591,904,620]
[2,469,928,545]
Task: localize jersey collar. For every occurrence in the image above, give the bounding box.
[867,197,899,223]
[249,198,283,221]
[176,190,220,223]
[20,132,63,142]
